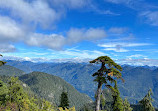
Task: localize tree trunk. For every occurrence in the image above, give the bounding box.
[95,81,102,111]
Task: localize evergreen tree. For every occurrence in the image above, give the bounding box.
[123,98,133,111]
[139,89,155,111]
[59,91,69,109]
[90,56,124,111]
[112,81,123,111]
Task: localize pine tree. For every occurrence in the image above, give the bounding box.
[139,89,155,111]
[112,81,123,111]
[123,98,133,111]
[59,91,69,109]
[90,56,124,111]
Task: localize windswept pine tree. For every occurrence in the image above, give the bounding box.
[139,89,155,111]
[90,56,124,111]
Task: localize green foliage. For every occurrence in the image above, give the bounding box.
[41,99,56,111]
[0,76,56,111]
[0,80,8,105]
[59,91,69,109]
[59,106,76,111]
[112,81,124,111]
[123,98,133,111]
[139,89,155,111]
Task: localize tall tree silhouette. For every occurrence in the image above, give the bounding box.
[90,56,123,111]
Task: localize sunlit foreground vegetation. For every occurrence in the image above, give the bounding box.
[0,76,77,111]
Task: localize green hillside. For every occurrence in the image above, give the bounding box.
[0,65,25,76]
[19,71,92,109]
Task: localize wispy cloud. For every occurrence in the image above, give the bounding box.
[105,0,158,26]
[56,49,107,59]
[98,42,152,52]
[98,42,151,48]
[127,54,147,58]
[140,11,158,26]
[49,0,92,9]
[104,47,128,52]
[108,27,128,34]
[95,9,120,15]
[0,44,16,53]
[117,58,158,66]
[105,0,132,5]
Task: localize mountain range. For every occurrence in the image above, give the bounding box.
[4,60,158,108]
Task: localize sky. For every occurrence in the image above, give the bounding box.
[0,0,158,66]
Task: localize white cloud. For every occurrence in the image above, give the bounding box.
[49,0,92,9]
[57,49,107,59]
[104,48,128,52]
[140,11,158,26]
[0,16,25,42]
[105,0,132,5]
[108,27,128,34]
[0,0,60,28]
[23,57,32,61]
[98,42,151,48]
[117,58,158,66]
[66,28,106,44]
[26,33,66,50]
[98,42,151,52]
[0,44,16,53]
[127,54,147,58]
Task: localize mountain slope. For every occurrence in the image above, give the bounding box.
[19,71,92,109]
[0,65,25,76]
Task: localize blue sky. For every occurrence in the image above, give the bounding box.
[0,0,158,65]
